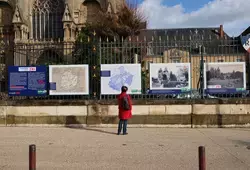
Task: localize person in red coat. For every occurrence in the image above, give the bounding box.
[117,86,132,135]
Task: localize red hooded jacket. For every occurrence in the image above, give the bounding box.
[117,92,132,120]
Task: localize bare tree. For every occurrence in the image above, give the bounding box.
[78,2,147,42]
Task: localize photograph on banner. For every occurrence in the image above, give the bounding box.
[8,66,47,96]
[204,62,246,94]
[101,64,142,95]
[149,63,191,94]
[49,65,89,95]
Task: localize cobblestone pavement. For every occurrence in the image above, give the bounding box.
[0,127,250,170]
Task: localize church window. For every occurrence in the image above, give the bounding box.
[0,2,13,26]
[32,0,64,40]
[80,1,101,24]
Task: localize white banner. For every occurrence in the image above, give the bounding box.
[150,63,191,91]
[49,65,89,95]
[204,62,246,90]
[101,64,142,95]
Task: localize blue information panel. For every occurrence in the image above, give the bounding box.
[205,88,246,94]
[148,89,191,95]
[8,66,47,96]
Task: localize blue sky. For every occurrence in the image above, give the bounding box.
[134,0,249,36]
[137,0,209,12]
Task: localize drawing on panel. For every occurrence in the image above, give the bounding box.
[108,66,134,91]
[101,64,141,95]
[49,65,89,95]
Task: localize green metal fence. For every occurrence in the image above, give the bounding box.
[1,37,249,100]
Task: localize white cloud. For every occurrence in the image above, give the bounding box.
[139,0,250,36]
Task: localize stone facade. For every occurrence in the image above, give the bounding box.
[0,0,124,43]
[0,0,125,71]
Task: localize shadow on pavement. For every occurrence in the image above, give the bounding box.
[65,116,117,135]
[231,140,250,148]
[232,140,250,150]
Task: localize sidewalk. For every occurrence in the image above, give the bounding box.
[0,127,250,170]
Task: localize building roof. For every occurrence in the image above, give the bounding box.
[137,26,230,42]
[133,26,246,55]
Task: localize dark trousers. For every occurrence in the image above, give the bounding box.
[118,119,128,134]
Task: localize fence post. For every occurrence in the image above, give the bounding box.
[200,45,205,99]
[134,53,138,64]
[29,144,36,170]
[198,146,206,170]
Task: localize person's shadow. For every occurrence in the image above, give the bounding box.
[65,116,117,135]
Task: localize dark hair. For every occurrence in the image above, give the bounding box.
[121,86,128,92]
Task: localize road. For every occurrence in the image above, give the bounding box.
[0,127,250,170]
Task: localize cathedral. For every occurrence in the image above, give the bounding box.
[0,0,125,70]
[0,0,124,44]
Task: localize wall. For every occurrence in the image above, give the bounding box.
[1,99,250,127]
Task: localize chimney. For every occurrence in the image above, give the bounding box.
[220,25,224,38]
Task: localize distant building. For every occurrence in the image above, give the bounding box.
[135,25,250,89]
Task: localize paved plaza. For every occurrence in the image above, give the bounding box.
[0,127,250,170]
